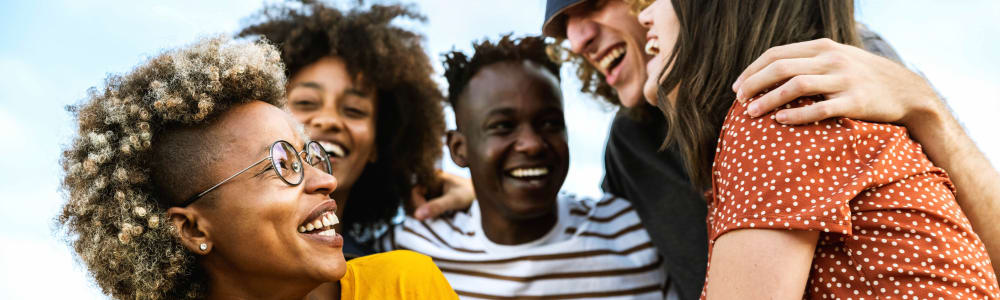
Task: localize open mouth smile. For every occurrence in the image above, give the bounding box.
[316,140,349,159]
[297,201,344,248]
[507,166,550,179]
[597,43,627,75]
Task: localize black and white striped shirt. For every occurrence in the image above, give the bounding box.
[378,193,669,299]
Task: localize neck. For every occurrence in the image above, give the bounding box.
[477,199,558,245]
[204,260,322,300]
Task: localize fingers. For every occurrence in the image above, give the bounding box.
[746,74,844,117]
[772,98,848,125]
[734,39,837,94]
[408,185,429,216]
[413,172,475,220]
[414,193,461,220]
[737,57,833,104]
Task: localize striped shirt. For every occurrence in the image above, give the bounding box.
[378,193,670,299]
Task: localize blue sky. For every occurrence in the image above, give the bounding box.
[0,0,997,298]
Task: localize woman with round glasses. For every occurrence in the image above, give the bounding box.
[237,1,473,258]
[57,36,456,299]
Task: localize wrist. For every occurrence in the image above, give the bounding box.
[899,93,950,138]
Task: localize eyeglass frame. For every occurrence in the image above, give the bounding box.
[179,140,333,207]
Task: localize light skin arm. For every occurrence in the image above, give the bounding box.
[409,171,475,220]
[705,229,819,299]
[731,38,1000,275]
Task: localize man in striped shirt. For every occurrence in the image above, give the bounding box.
[378,35,672,299]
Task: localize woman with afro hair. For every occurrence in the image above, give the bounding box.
[238,0,474,258]
[57,36,457,299]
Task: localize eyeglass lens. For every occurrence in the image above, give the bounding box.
[305,142,333,174]
[271,141,304,185]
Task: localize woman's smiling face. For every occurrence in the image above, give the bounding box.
[179,101,346,290]
[286,56,378,213]
[638,0,681,105]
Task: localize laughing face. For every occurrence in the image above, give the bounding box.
[170,101,346,291]
[448,61,569,221]
[564,0,652,107]
[286,56,378,216]
[638,0,681,104]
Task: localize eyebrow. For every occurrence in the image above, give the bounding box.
[291,82,371,98]
[484,107,517,119]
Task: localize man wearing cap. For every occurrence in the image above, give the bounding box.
[540,0,1000,299]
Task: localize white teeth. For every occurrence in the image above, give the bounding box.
[644,38,660,55]
[509,167,550,178]
[317,228,337,236]
[318,141,346,158]
[301,211,340,234]
[598,45,626,73]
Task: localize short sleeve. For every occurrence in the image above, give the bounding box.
[708,98,869,241]
[341,250,458,300]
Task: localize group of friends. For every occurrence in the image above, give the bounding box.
[57,0,1000,299]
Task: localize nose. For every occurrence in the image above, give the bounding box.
[309,106,344,133]
[303,162,338,198]
[566,14,598,55]
[638,4,654,29]
[513,127,546,157]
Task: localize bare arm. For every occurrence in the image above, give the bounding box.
[906,102,1000,276]
[705,229,819,299]
[733,38,1000,275]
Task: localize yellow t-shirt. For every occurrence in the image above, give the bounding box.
[340,250,457,300]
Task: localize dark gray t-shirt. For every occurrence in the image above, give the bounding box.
[601,25,904,300]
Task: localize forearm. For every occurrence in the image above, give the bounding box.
[906,102,1000,275]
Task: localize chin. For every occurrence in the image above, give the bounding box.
[504,195,558,219]
[616,82,646,108]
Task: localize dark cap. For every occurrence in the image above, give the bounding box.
[542,0,588,38]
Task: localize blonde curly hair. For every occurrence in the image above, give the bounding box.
[57,36,286,299]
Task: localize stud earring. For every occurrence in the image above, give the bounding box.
[199,243,208,251]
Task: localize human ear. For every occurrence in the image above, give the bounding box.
[446,130,469,168]
[167,206,213,254]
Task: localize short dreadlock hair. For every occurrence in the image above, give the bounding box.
[443,34,561,110]
[238,1,445,236]
[57,36,286,299]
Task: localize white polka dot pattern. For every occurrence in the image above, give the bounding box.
[702,97,999,299]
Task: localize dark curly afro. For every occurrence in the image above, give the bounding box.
[443,34,561,109]
[238,1,445,238]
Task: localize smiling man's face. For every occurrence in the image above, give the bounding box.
[449,61,569,220]
[564,0,651,107]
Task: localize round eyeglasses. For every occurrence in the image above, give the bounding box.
[181,140,333,206]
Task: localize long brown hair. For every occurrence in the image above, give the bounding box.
[655,0,859,190]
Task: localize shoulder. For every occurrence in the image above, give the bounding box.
[564,193,645,235]
[344,251,458,299]
[350,250,434,269]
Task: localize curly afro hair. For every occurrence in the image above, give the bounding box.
[57,36,286,299]
[237,1,446,238]
[443,34,561,109]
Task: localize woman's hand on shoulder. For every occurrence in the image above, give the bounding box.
[732,38,944,129]
[409,171,475,220]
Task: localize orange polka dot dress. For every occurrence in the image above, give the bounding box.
[704,97,999,299]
